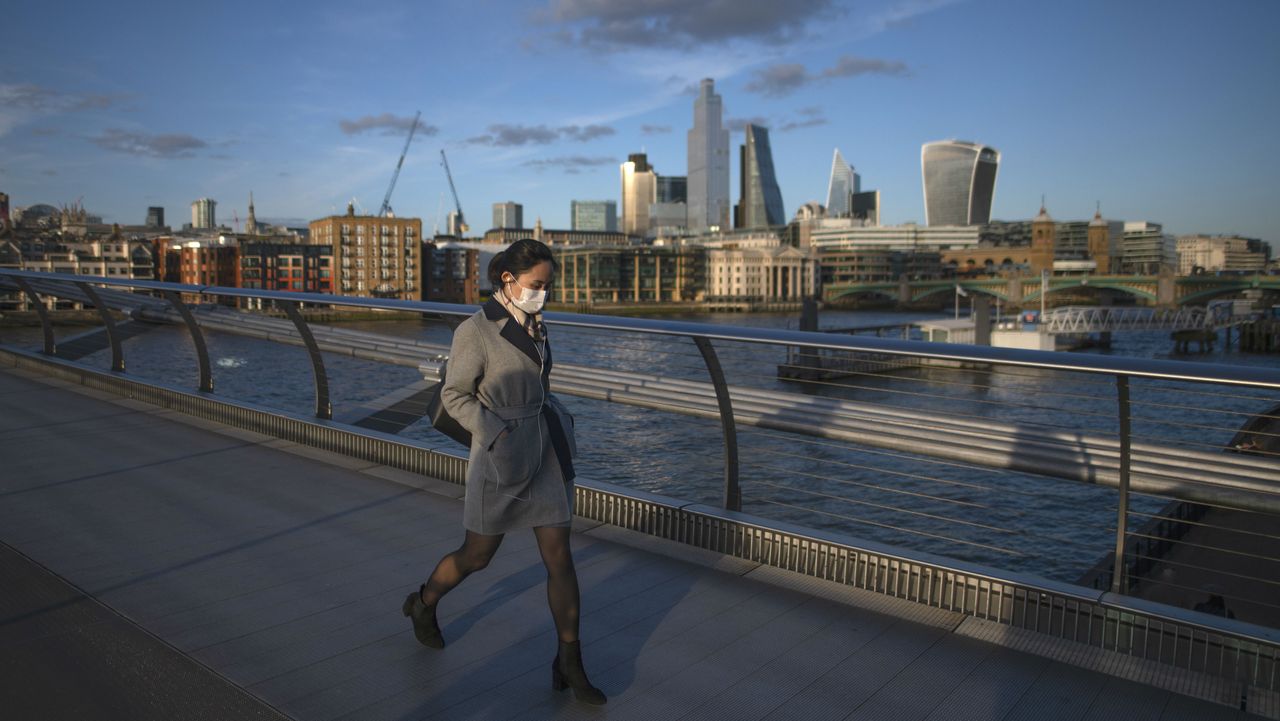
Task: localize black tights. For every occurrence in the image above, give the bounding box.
[421,526,581,642]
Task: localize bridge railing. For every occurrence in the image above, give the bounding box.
[3,269,1280,696]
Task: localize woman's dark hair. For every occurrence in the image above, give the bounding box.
[488,238,556,287]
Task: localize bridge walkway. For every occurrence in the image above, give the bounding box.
[0,365,1263,720]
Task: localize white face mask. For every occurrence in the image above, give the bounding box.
[505,278,547,313]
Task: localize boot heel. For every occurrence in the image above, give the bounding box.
[551,661,568,691]
[402,593,415,617]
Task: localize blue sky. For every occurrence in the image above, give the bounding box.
[2,0,1278,246]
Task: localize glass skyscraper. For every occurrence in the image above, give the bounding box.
[492,201,523,230]
[191,198,217,229]
[571,200,617,232]
[620,153,656,237]
[825,148,861,217]
[921,140,1000,226]
[734,124,785,229]
[686,79,730,233]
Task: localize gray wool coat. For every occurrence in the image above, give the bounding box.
[440,298,578,535]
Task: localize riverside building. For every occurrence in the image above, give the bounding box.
[310,205,421,300]
[1176,234,1268,275]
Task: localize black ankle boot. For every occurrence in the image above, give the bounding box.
[401,584,444,649]
[551,639,606,705]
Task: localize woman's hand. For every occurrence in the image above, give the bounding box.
[489,425,511,450]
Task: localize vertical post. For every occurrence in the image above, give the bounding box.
[692,336,740,512]
[13,278,55,356]
[1111,375,1132,594]
[162,290,213,393]
[75,282,123,372]
[1041,269,1048,319]
[283,302,331,419]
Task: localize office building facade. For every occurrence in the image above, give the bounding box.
[191,198,217,229]
[921,140,999,226]
[1176,235,1268,275]
[1119,222,1177,275]
[310,206,422,300]
[706,244,815,302]
[146,206,165,229]
[825,149,861,217]
[423,242,480,304]
[621,153,657,237]
[553,245,703,304]
[238,242,334,297]
[687,78,731,233]
[492,201,523,230]
[570,200,617,232]
[735,125,786,230]
[657,175,687,203]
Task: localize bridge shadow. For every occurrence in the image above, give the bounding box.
[0,488,420,630]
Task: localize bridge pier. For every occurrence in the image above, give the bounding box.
[1157,268,1177,306]
[1006,276,1024,310]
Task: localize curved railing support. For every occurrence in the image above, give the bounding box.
[162,290,213,393]
[75,282,123,372]
[1110,375,1133,594]
[283,301,331,419]
[693,336,741,512]
[14,277,55,356]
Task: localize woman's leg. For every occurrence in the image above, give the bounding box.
[421,530,504,605]
[533,525,580,642]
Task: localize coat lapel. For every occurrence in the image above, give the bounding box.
[484,297,545,369]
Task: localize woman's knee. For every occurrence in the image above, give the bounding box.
[456,542,499,572]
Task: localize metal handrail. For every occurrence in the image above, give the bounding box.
[4,269,1279,389]
[5,268,1280,695]
[4,268,1280,602]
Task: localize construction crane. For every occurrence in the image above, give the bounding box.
[377,110,421,218]
[440,149,468,234]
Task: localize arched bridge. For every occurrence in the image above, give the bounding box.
[826,273,1280,307]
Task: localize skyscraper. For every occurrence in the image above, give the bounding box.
[191,198,217,229]
[571,200,617,232]
[734,125,785,230]
[687,79,730,233]
[921,140,999,226]
[656,176,687,203]
[825,149,861,216]
[620,153,657,237]
[145,206,165,229]
[492,201,523,230]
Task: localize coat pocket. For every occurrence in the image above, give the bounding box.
[485,415,544,493]
[546,395,579,458]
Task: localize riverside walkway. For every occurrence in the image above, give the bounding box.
[0,364,1267,720]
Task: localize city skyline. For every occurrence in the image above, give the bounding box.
[1,1,1278,247]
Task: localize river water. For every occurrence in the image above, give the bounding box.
[5,309,1275,584]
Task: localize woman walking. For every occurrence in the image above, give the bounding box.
[402,238,606,705]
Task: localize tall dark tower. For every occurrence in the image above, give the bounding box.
[734,124,785,229]
[246,192,257,235]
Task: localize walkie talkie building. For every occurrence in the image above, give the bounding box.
[921,140,999,226]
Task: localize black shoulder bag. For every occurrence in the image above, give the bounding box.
[426,359,472,447]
